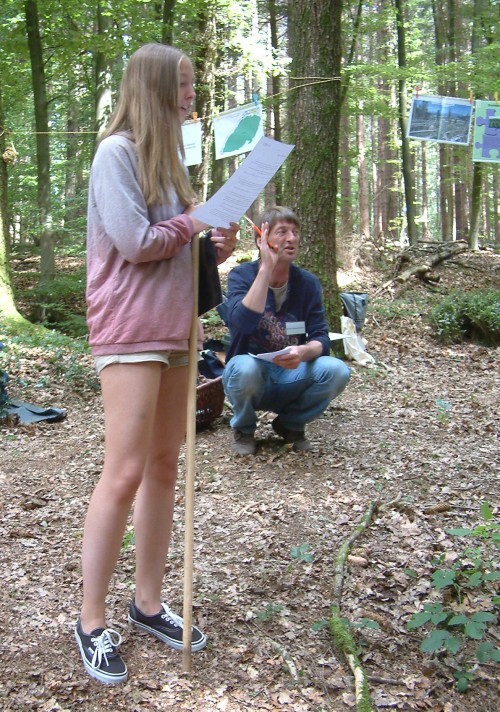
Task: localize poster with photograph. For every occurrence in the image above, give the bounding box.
[407,95,473,145]
[473,100,500,163]
[213,102,264,160]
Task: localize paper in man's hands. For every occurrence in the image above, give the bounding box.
[250,347,292,362]
[191,137,294,228]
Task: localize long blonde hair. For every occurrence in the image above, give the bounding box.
[102,43,195,207]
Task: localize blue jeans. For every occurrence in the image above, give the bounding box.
[222,354,350,434]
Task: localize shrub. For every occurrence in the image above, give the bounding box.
[16,268,88,338]
[429,289,500,345]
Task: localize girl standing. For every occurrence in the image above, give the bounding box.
[75,43,237,684]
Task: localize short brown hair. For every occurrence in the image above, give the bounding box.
[255,206,300,238]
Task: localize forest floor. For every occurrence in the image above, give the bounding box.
[0,246,499,712]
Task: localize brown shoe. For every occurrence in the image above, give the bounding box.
[231,429,257,456]
[272,417,313,452]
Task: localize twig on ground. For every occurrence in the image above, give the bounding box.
[329,501,379,712]
[378,493,403,512]
[333,501,379,605]
[270,640,299,681]
[367,675,403,685]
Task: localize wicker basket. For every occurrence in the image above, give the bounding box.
[196,376,225,428]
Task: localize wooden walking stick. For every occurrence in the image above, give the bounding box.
[182,233,200,673]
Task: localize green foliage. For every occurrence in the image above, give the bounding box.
[16,266,87,338]
[0,326,97,394]
[121,529,135,551]
[434,398,452,424]
[428,289,500,345]
[407,504,500,692]
[256,602,284,622]
[290,542,314,563]
[369,292,429,320]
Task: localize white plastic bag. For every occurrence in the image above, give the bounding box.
[341,316,376,366]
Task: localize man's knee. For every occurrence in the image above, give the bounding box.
[316,356,351,393]
[223,355,264,397]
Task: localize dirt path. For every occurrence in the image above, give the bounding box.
[0,252,498,711]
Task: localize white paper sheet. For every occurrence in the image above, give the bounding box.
[250,347,292,362]
[191,137,294,228]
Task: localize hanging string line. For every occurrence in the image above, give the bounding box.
[1,76,344,136]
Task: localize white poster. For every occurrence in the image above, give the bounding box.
[213,102,264,160]
[181,119,203,167]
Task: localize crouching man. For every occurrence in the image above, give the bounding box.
[222,206,351,455]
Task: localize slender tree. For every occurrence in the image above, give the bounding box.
[190,3,218,201]
[94,3,114,143]
[160,0,177,45]
[268,0,283,203]
[468,0,487,250]
[0,95,32,327]
[394,0,418,245]
[356,111,370,240]
[0,79,9,247]
[25,0,55,283]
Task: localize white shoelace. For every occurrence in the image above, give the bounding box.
[89,628,122,669]
[160,604,183,629]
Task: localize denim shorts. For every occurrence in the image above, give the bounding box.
[94,351,189,376]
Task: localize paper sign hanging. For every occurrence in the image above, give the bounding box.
[213,102,264,160]
[181,119,203,166]
[473,100,500,163]
[407,94,473,145]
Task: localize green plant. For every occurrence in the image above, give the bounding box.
[429,289,500,345]
[435,398,452,423]
[121,529,135,551]
[407,503,500,692]
[256,602,284,622]
[290,542,315,563]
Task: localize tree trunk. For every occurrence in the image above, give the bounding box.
[285,0,344,330]
[160,0,177,45]
[492,170,500,248]
[0,78,10,249]
[340,113,353,237]
[94,3,114,143]
[394,0,418,245]
[190,8,218,201]
[268,0,283,204]
[356,113,370,240]
[468,0,487,251]
[421,142,431,240]
[25,0,55,283]
[0,204,20,322]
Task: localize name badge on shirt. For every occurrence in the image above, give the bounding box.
[286,321,306,336]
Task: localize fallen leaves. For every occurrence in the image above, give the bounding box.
[1,252,499,710]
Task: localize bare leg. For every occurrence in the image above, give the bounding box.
[133,365,189,614]
[79,362,163,633]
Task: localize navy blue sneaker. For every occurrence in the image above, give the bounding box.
[128,600,207,651]
[74,620,128,684]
